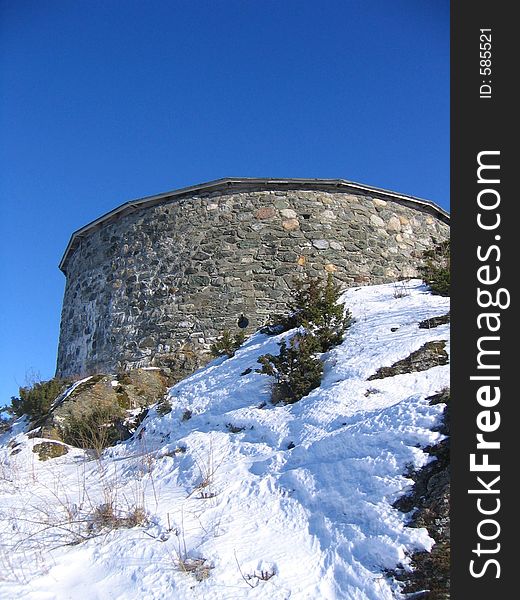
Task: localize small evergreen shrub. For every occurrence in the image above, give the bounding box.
[257,273,352,404]
[9,378,71,422]
[269,273,352,351]
[419,240,450,296]
[210,329,246,358]
[257,332,323,404]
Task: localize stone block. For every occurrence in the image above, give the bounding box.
[279,208,298,219]
[254,206,276,220]
[282,219,300,231]
[312,239,329,250]
[370,214,385,228]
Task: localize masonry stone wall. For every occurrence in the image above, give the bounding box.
[56,181,449,378]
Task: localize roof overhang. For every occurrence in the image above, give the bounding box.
[59,177,450,273]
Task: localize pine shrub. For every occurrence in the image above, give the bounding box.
[419,240,450,296]
[9,378,71,422]
[257,273,352,404]
[257,332,323,404]
[210,329,246,358]
[272,273,352,351]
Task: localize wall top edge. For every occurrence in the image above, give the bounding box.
[59,177,450,273]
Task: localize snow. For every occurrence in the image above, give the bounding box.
[0,281,449,599]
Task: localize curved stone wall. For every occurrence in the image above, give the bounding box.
[56,179,449,377]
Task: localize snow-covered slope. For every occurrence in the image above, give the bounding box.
[0,281,449,600]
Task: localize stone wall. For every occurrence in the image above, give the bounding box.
[56,180,449,378]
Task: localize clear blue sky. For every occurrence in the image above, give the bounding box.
[0,0,449,405]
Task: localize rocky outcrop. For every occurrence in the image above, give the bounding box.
[29,368,173,449]
[368,341,448,380]
[418,313,450,329]
[391,389,450,599]
[32,441,69,461]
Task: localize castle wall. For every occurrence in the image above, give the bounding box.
[56,184,449,377]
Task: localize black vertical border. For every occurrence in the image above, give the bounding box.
[451,1,514,597]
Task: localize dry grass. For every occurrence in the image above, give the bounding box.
[188,438,225,500]
[88,502,148,533]
[176,556,213,582]
[392,281,410,299]
[234,550,276,588]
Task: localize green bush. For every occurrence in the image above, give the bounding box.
[257,273,352,404]
[257,332,324,404]
[9,378,71,422]
[210,329,246,358]
[271,273,352,351]
[419,240,450,296]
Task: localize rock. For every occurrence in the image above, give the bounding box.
[391,390,450,598]
[353,275,370,284]
[312,239,329,250]
[401,265,417,278]
[254,207,276,220]
[29,368,174,451]
[274,199,288,209]
[282,219,300,231]
[368,340,448,380]
[32,442,69,461]
[279,208,297,219]
[419,313,451,329]
[370,214,385,228]
[387,216,402,232]
[370,265,385,276]
[320,210,336,220]
[139,336,156,349]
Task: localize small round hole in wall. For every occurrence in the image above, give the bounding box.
[238,314,249,329]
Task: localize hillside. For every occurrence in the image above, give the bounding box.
[0,280,450,599]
